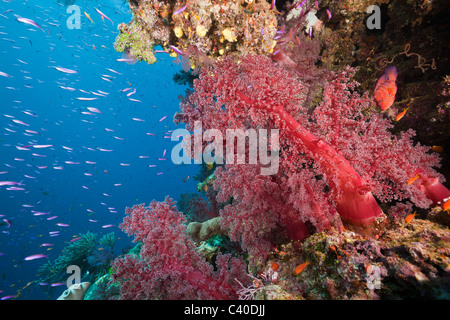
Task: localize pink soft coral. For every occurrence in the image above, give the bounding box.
[110,197,248,299]
[310,67,449,208]
[174,55,448,262]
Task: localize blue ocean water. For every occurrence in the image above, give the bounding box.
[0,0,198,299]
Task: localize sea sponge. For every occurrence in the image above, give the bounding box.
[222,28,237,42]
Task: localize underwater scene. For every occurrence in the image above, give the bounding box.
[0,0,449,302]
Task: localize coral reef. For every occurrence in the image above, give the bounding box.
[37,232,116,295]
[174,54,448,262]
[106,0,450,300]
[263,218,450,300]
[114,0,279,66]
[186,216,227,243]
[315,0,450,178]
[84,274,121,300]
[178,192,217,223]
[115,20,157,64]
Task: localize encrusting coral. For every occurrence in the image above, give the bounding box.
[114,0,279,67]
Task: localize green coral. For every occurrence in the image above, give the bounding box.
[114,21,156,64]
[99,232,116,249]
[37,231,116,295]
[84,273,121,300]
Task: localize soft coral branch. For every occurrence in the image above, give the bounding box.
[111,197,248,299]
[236,90,386,231]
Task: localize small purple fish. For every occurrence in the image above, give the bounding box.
[6,186,24,191]
[116,58,133,62]
[173,4,188,15]
[33,212,49,216]
[32,144,53,148]
[87,107,102,114]
[170,45,184,55]
[77,97,98,101]
[50,282,65,287]
[3,219,11,228]
[24,254,48,261]
[296,0,307,9]
[95,8,114,25]
[53,66,77,74]
[126,88,136,97]
[0,181,20,186]
[15,15,45,33]
[0,71,11,78]
[107,68,121,74]
[12,119,29,126]
[56,223,69,227]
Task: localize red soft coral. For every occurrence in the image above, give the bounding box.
[311,67,449,208]
[175,54,448,262]
[110,196,248,300]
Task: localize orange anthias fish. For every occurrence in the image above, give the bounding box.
[395,107,409,121]
[443,199,450,211]
[407,174,420,185]
[374,66,398,111]
[84,12,94,24]
[271,262,279,271]
[294,261,310,275]
[432,145,444,153]
[405,211,416,224]
[330,245,341,259]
